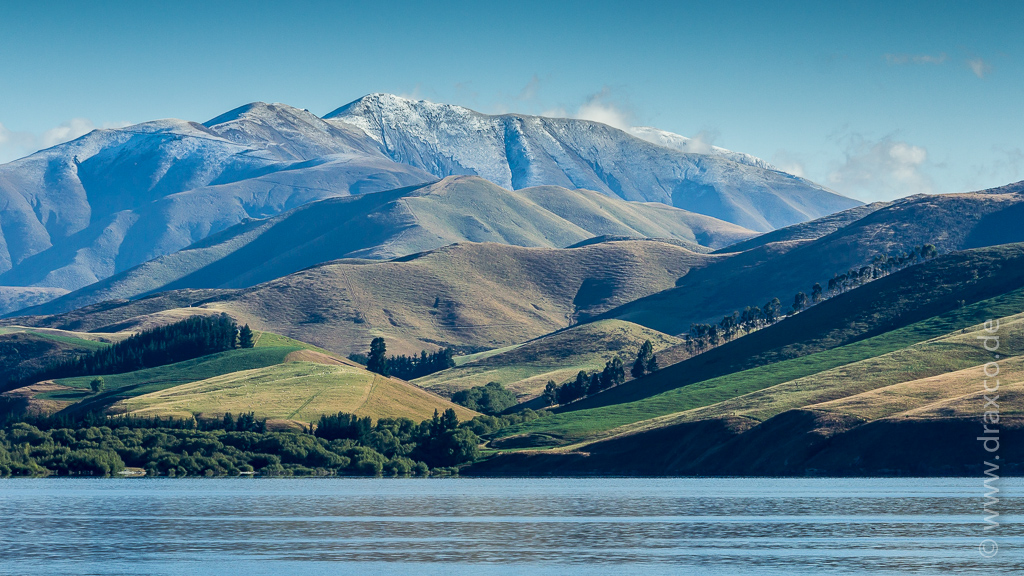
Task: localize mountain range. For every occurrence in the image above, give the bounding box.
[10,180,1022,362]
[7,95,1019,478]
[17,175,754,316]
[0,94,858,315]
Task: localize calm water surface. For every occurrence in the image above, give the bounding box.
[0,477,1021,575]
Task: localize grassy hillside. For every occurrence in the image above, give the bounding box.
[8,240,713,357]
[114,362,476,426]
[39,346,303,414]
[605,190,1024,334]
[22,176,755,316]
[469,303,1024,476]
[192,240,713,356]
[0,327,124,389]
[492,266,1024,444]
[808,355,1024,421]
[576,244,1024,412]
[515,185,755,248]
[597,311,1024,439]
[714,202,887,254]
[414,319,682,398]
[5,289,228,332]
[2,326,475,428]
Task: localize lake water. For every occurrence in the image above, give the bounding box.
[0,477,1020,575]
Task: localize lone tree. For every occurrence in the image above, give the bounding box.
[543,380,558,406]
[238,324,255,348]
[792,291,809,313]
[763,298,782,323]
[632,340,655,379]
[89,377,105,394]
[366,337,389,376]
[601,357,625,389]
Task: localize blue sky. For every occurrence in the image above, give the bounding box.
[1,0,1021,200]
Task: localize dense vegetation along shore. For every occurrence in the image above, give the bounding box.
[0,409,545,477]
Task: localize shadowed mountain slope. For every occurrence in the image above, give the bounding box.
[714,201,889,254]
[0,103,433,295]
[576,243,1024,411]
[603,187,1024,335]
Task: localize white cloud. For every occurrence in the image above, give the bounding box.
[537,88,635,131]
[40,118,103,148]
[885,52,948,65]
[827,134,934,201]
[771,151,807,179]
[0,118,128,164]
[680,130,719,155]
[967,57,992,78]
[571,88,634,131]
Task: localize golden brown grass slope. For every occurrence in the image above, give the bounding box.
[201,240,713,355]
[112,361,477,426]
[414,319,682,398]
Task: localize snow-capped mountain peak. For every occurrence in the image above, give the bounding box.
[626,126,775,170]
[0,93,858,311]
[325,94,857,232]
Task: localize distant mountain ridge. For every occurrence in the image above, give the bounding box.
[603,186,1024,334]
[326,94,859,231]
[0,103,431,292]
[0,94,856,314]
[18,176,753,316]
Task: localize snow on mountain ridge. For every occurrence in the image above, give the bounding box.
[204,102,384,161]
[325,93,859,231]
[0,103,433,294]
[327,93,774,170]
[0,93,858,314]
[626,126,775,170]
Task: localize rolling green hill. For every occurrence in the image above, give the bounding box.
[2,328,475,428]
[468,298,1024,477]
[414,319,682,398]
[488,246,1024,444]
[40,346,303,414]
[114,361,476,426]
